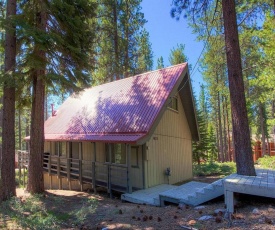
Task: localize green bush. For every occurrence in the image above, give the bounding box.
[193,161,236,177]
[257,156,275,170]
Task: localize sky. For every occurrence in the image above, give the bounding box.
[141,0,204,97]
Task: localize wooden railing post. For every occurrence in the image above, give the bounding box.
[57,157,61,189]
[92,161,96,193]
[127,144,132,194]
[107,164,111,193]
[18,151,22,186]
[79,159,83,191]
[48,155,51,174]
[66,158,71,190]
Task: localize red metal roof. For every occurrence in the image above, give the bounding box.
[44,63,188,143]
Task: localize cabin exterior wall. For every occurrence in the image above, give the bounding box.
[144,94,193,188]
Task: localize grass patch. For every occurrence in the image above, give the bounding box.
[0,194,98,229]
[0,195,60,230]
[257,156,275,170]
[193,161,236,177]
[15,168,28,188]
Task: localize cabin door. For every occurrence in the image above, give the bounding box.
[131,146,143,190]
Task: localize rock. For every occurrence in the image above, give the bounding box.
[102,228,109,230]
[268,207,275,213]
[214,208,226,214]
[198,215,213,221]
[215,216,222,223]
[258,217,265,224]
[188,219,197,226]
[252,208,260,215]
[265,217,272,224]
[178,203,186,210]
[194,205,206,210]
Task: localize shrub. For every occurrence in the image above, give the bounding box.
[257,156,275,170]
[193,161,236,177]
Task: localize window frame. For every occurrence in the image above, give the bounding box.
[131,146,139,168]
[168,96,179,112]
[105,143,127,165]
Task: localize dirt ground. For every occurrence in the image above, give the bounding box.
[14,179,275,230]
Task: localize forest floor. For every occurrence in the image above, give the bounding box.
[1,176,275,230]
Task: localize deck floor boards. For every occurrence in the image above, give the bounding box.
[224,169,275,213]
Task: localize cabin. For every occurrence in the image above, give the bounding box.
[42,63,199,194]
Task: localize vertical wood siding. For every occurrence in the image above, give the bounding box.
[145,94,193,188]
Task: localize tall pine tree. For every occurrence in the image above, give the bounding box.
[17,0,97,193]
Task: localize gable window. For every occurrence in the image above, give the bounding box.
[105,143,126,164]
[168,96,178,111]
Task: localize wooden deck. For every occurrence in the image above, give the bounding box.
[224,169,275,213]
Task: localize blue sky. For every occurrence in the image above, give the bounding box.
[141,0,204,97]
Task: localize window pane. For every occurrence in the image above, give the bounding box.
[114,144,126,164]
[168,97,178,111]
[71,142,79,159]
[54,142,58,155]
[60,142,66,156]
[105,144,110,162]
[131,147,139,167]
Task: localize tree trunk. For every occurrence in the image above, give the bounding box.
[259,103,266,156]
[18,110,22,150]
[272,100,275,145]
[27,4,46,194]
[113,0,120,81]
[124,0,130,78]
[217,92,224,162]
[222,96,229,161]
[0,0,17,202]
[222,0,256,176]
[225,98,232,161]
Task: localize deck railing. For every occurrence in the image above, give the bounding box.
[43,153,130,193]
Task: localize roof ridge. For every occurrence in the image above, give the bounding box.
[87,62,188,91]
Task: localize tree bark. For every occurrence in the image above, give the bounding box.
[27,3,46,194]
[217,92,224,162]
[259,103,266,156]
[222,96,229,161]
[0,0,17,201]
[272,100,275,145]
[225,98,232,161]
[113,0,120,81]
[222,0,256,176]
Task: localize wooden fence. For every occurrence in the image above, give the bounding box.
[253,141,275,162]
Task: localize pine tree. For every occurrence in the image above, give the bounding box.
[169,43,188,65]
[134,29,153,74]
[0,0,17,201]
[156,56,164,69]
[171,0,256,175]
[193,98,209,165]
[16,0,97,193]
[94,0,151,82]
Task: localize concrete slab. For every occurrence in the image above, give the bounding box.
[159,181,209,206]
[121,184,177,206]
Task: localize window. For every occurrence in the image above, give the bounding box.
[54,142,66,156]
[168,96,178,111]
[105,143,126,164]
[70,142,80,159]
[131,147,139,168]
